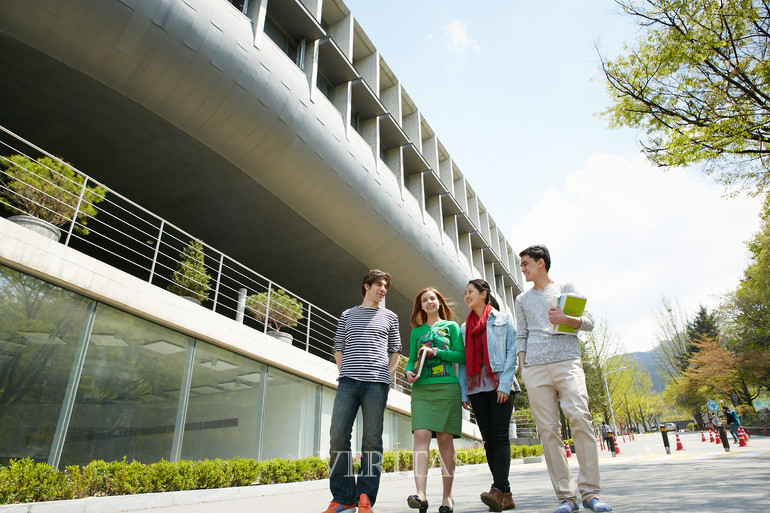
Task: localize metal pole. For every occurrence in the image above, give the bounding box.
[211,253,224,313]
[603,366,626,439]
[263,283,273,334]
[236,288,247,324]
[64,176,88,246]
[148,220,165,284]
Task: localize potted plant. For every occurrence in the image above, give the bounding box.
[167,239,211,304]
[245,287,304,342]
[0,154,107,241]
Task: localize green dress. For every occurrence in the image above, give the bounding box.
[405,320,465,436]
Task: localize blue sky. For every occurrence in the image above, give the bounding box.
[345,0,762,352]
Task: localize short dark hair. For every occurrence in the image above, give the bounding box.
[361,269,391,296]
[467,279,500,310]
[519,244,551,272]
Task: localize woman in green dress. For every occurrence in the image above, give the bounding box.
[404,287,465,513]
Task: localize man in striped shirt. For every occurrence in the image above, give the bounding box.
[324,270,402,513]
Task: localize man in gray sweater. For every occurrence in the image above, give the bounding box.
[514,245,612,513]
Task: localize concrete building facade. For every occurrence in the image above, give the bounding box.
[0,0,523,467]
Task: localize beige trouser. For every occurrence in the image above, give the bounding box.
[521,359,601,503]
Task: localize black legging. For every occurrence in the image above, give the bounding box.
[469,390,515,493]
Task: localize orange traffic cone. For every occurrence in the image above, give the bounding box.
[599,437,605,451]
[715,430,721,444]
[739,428,748,447]
[565,442,573,458]
[709,429,715,443]
[614,439,621,455]
[701,431,706,442]
[675,432,685,451]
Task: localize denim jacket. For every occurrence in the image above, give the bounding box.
[458,309,520,402]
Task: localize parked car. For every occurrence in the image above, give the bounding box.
[665,422,677,432]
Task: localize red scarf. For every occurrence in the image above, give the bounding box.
[465,303,498,390]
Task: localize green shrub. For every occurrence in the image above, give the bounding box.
[0,444,544,505]
[0,458,71,503]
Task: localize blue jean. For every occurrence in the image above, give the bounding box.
[329,378,389,506]
[729,423,740,442]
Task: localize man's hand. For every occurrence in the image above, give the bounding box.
[548,307,582,329]
[406,370,418,383]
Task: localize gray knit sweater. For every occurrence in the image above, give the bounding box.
[514,282,594,366]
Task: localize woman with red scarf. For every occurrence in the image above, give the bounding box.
[458,279,520,512]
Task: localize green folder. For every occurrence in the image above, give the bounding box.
[552,293,587,334]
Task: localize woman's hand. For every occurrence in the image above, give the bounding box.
[406,370,418,383]
[496,391,509,404]
[418,346,438,359]
[462,401,472,411]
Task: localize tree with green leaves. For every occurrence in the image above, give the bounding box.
[0,154,107,234]
[601,0,770,194]
[719,194,770,397]
[167,239,212,303]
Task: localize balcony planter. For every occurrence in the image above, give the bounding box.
[0,154,106,241]
[7,214,61,241]
[167,239,212,304]
[245,288,304,342]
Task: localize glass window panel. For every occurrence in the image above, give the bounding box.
[0,265,95,464]
[397,413,413,452]
[319,386,335,458]
[261,367,319,460]
[382,409,396,452]
[59,304,192,465]
[182,341,264,460]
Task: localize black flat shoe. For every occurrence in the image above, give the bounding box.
[438,505,454,513]
[407,494,429,512]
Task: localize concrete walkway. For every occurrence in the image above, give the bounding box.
[2,431,769,513]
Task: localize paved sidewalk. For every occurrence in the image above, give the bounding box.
[2,432,768,513]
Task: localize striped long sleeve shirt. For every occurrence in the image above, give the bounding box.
[334,306,402,384]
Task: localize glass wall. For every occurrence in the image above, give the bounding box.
[59,304,192,466]
[0,266,95,464]
[0,263,466,468]
[261,367,320,460]
[181,341,266,461]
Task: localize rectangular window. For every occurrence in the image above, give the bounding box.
[0,265,96,465]
[264,16,298,63]
[226,0,246,13]
[59,304,192,466]
[351,109,363,135]
[317,72,334,102]
[182,341,266,460]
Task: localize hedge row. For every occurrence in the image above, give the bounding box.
[0,445,541,505]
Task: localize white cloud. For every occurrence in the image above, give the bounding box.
[510,153,762,353]
[444,21,480,54]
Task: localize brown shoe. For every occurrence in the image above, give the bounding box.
[501,491,515,510]
[480,486,505,512]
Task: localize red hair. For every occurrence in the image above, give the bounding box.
[410,287,457,328]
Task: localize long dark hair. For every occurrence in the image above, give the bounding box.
[467,279,500,310]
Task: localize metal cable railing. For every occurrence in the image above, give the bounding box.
[0,124,412,393]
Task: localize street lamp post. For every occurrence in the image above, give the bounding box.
[603,366,627,438]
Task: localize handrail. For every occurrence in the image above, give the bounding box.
[0,124,413,393]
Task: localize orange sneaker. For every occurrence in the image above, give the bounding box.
[322,500,355,513]
[357,493,374,513]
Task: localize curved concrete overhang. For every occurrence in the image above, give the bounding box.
[0,0,519,340]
